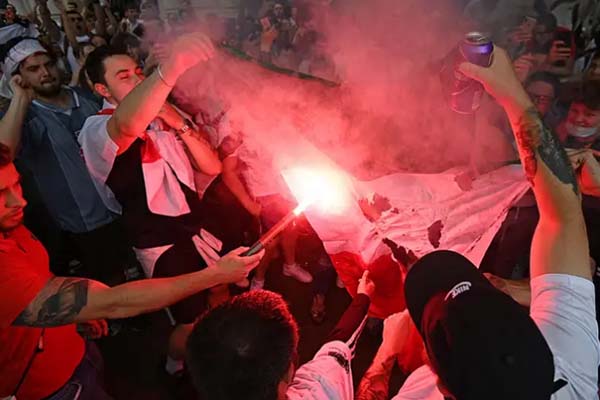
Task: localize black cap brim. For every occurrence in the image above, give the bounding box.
[404,250,493,329]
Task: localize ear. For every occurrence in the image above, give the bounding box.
[93,82,110,98]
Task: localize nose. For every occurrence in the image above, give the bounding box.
[6,187,27,209]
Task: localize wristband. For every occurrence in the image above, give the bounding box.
[156,65,175,88]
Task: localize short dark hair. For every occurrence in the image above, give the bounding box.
[0,143,11,167]
[525,72,560,94]
[573,81,600,111]
[186,290,299,400]
[110,32,141,54]
[82,45,128,86]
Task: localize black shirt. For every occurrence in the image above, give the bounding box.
[106,139,205,248]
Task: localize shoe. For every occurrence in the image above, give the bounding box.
[250,277,265,291]
[336,276,345,289]
[283,263,313,283]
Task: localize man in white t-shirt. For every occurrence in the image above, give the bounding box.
[357,46,600,400]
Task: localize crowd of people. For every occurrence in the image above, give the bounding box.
[0,0,600,399]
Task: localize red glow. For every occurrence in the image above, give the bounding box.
[284,166,352,215]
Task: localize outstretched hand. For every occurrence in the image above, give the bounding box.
[211,247,265,284]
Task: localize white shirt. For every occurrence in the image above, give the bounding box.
[287,341,355,400]
[392,274,600,400]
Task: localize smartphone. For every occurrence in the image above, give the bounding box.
[553,29,573,66]
[554,30,573,48]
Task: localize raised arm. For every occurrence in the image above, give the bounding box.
[459,47,590,280]
[357,311,421,400]
[13,248,263,327]
[107,32,215,153]
[0,77,33,159]
[37,0,62,43]
[157,103,222,175]
[54,0,80,54]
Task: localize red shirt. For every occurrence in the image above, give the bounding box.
[0,225,85,399]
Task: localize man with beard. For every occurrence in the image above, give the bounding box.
[0,37,129,284]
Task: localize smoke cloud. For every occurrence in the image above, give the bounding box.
[171,0,480,180]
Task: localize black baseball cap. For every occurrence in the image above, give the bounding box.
[404,250,557,400]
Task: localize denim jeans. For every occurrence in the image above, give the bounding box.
[45,342,112,400]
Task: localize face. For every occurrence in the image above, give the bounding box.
[19,53,62,97]
[68,12,87,36]
[86,14,96,31]
[567,102,600,132]
[587,59,600,81]
[126,8,140,21]
[96,55,144,103]
[5,6,15,21]
[140,2,159,21]
[274,3,285,18]
[0,164,27,232]
[526,80,555,116]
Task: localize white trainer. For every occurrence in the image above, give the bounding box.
[283,263,313,283]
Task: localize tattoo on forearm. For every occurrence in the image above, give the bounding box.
[356,354,396,400]
[515,107,579,195]
[13,278,89,327]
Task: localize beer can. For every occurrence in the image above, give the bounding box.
[440,32,493,114]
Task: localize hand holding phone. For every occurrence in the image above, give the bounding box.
[549,40,572,66]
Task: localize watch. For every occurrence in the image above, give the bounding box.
[177,118,194,137]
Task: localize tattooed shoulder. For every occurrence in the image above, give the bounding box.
[515,107,579,196]
[13,277,89,327]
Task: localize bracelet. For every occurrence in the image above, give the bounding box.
[177,118,194,137]
[156,65,175,88]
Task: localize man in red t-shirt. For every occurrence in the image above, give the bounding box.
[0,145,264,399]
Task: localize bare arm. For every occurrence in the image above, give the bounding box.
[0,77,32,159]
[460,47,590,280]
[92,3,107,36]
[13,248,263,327]
[157,104,222,175]
[107,33,215,153]
[102,3,118,35]
[54,0,80,53]
[357,311,417,400]
[356,349,396,400]
[37,0,62,43]
[222,155,261,216]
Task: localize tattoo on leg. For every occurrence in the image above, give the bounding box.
[13,278,89,327]
[515,107,579,195]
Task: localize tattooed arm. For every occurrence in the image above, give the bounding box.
[357,311,419,400]
[459,47,590,280]
[357,349,396,400]
[13,249,263,327]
